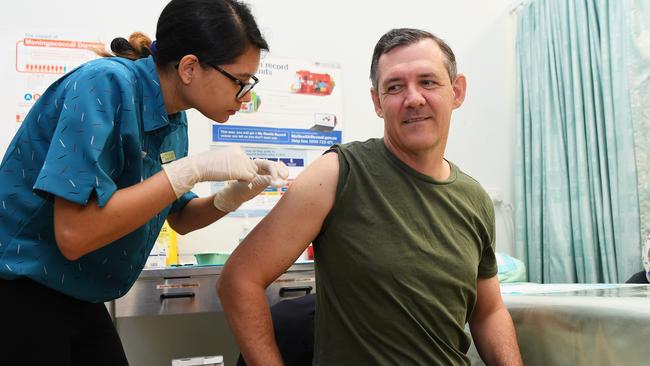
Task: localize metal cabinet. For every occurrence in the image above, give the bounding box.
[114,262,315,318]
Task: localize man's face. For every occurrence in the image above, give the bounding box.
[371,39,466,156]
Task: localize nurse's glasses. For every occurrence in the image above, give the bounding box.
[210,64,259,100]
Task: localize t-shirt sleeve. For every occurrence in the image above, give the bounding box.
[169,191,198,214]
[477,196,498,278]
[33,62,136,207]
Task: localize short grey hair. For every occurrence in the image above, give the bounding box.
[369,28,457,91]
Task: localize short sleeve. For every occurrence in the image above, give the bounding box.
[169,191,198,214]
[478,240,498,278]
[477,197,498,278]
[33,61,137,207]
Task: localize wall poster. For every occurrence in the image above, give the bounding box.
[0,28,103,156]
[211,55,344,216]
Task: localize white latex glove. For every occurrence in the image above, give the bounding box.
[212,160,289,212]
[162,145,258,198]
[252,159,289,188]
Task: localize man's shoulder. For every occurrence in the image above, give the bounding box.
[331,138,383,155]
[452,163,481,186]
[449,162,492,206]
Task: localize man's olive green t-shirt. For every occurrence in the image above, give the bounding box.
[313,138,497,365]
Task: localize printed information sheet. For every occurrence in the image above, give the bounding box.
[212,55,343,148]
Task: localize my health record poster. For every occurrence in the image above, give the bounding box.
[210,55,345,217]
[211,55,344,149]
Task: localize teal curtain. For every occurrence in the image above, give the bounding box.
[514,0,642,283]
[628,0,650,241]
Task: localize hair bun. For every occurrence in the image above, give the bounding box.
[110,37,136,54]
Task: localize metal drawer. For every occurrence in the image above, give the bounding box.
[115,273,220,317]
[114,263,315,318]
[266,271,316,305]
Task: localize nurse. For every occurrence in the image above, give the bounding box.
[0,0,283,364]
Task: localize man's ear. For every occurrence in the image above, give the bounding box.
[452,74,467,109]
[370,87,384,118]
[176,55,200,85]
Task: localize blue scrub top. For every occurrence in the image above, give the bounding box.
[0,56,197,303]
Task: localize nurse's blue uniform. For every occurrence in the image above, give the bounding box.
[0,55,196,364]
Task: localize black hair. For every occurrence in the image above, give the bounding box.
[98,0,268,67]
[369,28,457,90]
[97,32,152,60]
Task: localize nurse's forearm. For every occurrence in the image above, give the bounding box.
[166,195,228,235]
[53,171,177,260]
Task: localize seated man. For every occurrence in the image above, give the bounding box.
[218,28,523,366]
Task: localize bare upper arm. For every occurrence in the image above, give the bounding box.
[470,275,505,323]
[221,152,340,287]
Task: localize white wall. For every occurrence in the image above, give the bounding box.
[0,0,519,256]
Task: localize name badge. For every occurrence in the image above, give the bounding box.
[160,150,176,164]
